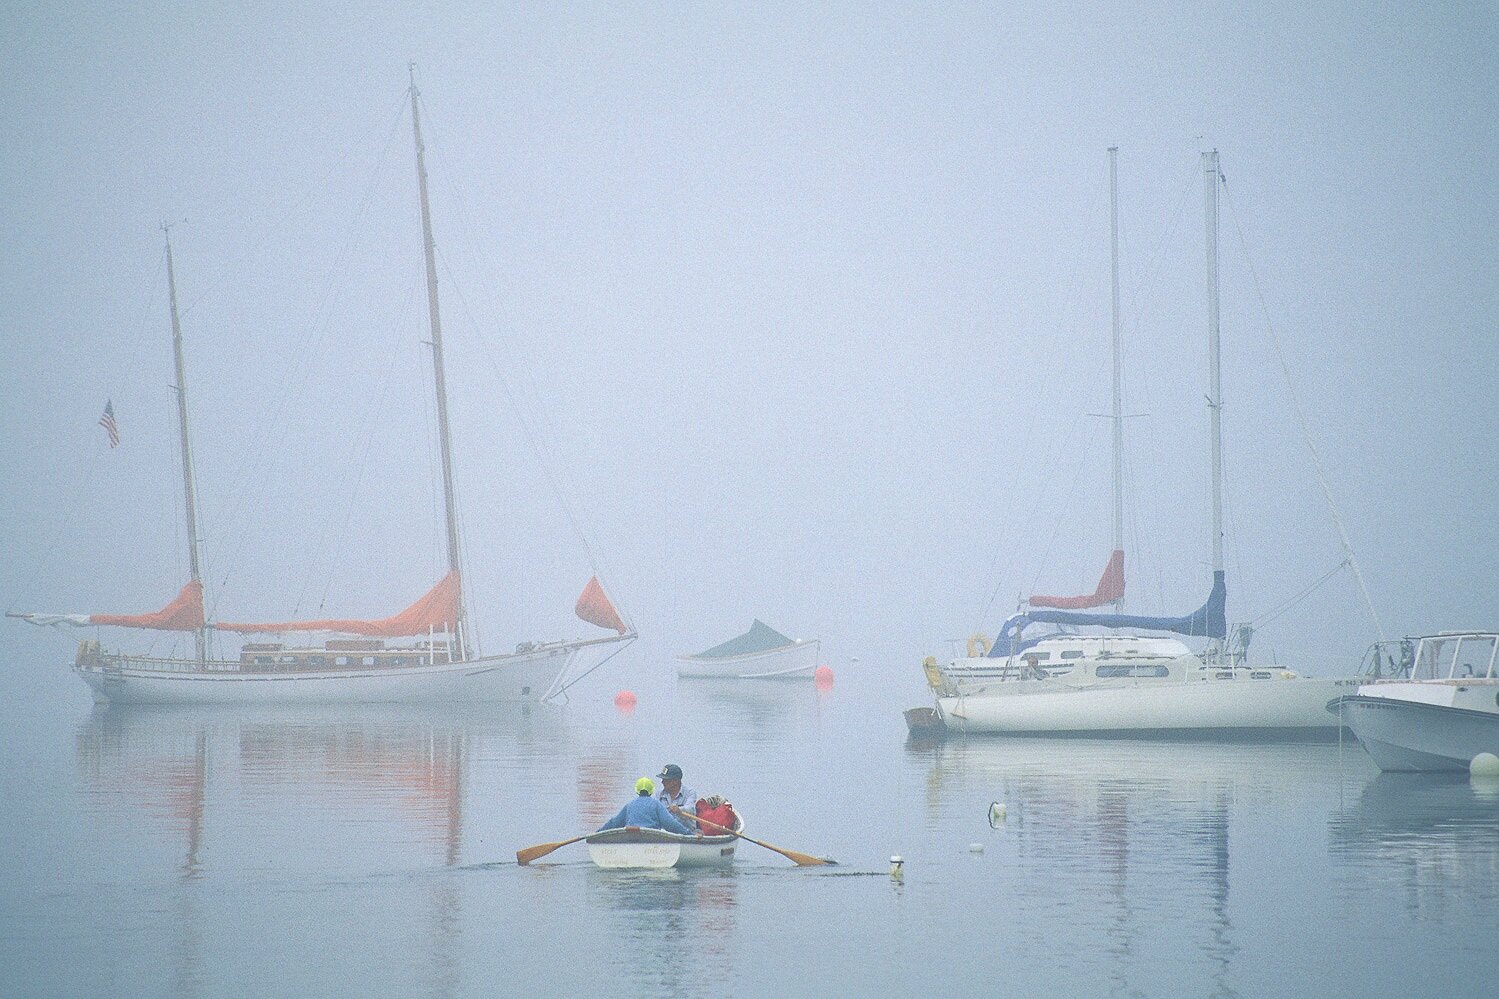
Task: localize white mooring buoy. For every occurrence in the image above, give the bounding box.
[889,855,905,881]
[968,842,985,853]
[1471,752,1499,778]
[988,802,1007,827]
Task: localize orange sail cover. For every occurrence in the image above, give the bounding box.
[218,571,461,637]
[575,575,627,634]
[1029,550,1125,610]
[12,580,207,631]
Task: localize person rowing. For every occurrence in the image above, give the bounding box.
[654,763,698,827]
[598,777,692,835]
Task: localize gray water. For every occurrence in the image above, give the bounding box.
[2,640,1496,998]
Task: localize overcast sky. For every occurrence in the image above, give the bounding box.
[2,2,1495,681]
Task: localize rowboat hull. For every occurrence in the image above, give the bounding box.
[585,827,740,869]
[676,639,820,679]
[74,644,581,706]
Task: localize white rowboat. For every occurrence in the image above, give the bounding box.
[586,819,743,870]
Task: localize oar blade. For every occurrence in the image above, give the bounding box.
[783,849,837,867]
[516,835,583,865]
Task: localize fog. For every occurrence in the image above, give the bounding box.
[3,2,1496,684]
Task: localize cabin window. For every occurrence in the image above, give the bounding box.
[1059,651,1085,660]
[254,656,273,665]
[1215,671,1234,680]
[307,656,325,667]
[362,656,377,666]
[1099,664,1168,678]
[1031,653,1050,662]
[1251,671,1272,679]
[335,656,351,666]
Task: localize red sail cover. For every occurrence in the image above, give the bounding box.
[218,571,461,637]
[90,580,206,631]
[1029,549,1125,610]
[575,575,627,634]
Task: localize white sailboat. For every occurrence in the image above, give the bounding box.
[12,77,636,705]
[923,149,1361,735]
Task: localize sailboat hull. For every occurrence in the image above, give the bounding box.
[75,645,579,706]
[936,675,1358,735]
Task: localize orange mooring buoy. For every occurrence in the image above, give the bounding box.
[814,665,834,689]
[614,689,637,710]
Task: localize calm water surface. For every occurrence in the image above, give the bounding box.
[2,635,1496,998]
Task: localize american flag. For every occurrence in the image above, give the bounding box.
[98,400,119,447]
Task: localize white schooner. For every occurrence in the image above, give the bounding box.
[13,75,635,705]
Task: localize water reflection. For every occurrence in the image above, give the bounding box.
[674,679,821,737]
[1329,772,1499,919]
[587,868,740,996]
[908,738,1296,998]
[77,703,589,868]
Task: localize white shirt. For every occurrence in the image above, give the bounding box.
[657,784,699,819]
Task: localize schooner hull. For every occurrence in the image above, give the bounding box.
[675,640,820,680]
[936,676,1357,735]
[75,645,579,706]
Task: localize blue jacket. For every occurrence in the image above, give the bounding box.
[599,794,692,834]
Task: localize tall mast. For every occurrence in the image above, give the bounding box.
[1203,150,1224,578]
[164,225,207,663]
[1108,147,1124,610]
[409,67,467,658]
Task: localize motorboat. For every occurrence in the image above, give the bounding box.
[586,815,744,869]
[676,621,820,679]
[1330,632,1499,772]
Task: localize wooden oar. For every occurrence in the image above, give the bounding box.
[516,833,591,865]
[671,807,835,866]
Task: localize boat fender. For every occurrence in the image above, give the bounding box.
[967,634,991,658]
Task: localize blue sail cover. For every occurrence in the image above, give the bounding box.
[989,571,1227,656]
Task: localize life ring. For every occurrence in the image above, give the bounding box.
[966,634,991,658]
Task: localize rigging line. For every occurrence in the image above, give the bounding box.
[1115,160,1197,451]
[975,190,1104,630]
[211,98,410,594]
[179,89,413,321]
[419,117,611,576]
[10,245,167,612]
[435,247,600,573]
[304,302,414,617]
[1220,184,1386,642]
[1250,559,1349,629]
[5,440,106,614]
[1027,428,1104,596]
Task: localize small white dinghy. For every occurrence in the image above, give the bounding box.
[586,815,744,869]
[677,621,819,679]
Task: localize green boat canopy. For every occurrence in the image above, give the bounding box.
[688,620,796,659]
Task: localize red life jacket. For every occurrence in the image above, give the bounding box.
[695,800,737,834]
